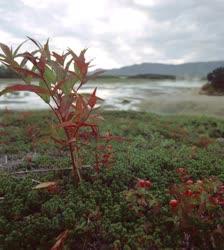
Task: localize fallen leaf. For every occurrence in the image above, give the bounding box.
[33,181,57,190]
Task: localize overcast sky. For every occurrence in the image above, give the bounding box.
[0,0,223,69]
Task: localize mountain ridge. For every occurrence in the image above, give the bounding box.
[101,60,224,78]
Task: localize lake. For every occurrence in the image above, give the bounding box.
[0,78,224,117]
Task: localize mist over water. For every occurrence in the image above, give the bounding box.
[0,78,223,117]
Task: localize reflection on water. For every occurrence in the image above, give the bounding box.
[0,78,223,117]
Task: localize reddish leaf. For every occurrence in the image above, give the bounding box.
[69,48,89,77]
[58,95,74,119]
[88,87,97,108]
[20,50,39,67]
[67,48,78,60]
[58,121,97,131]
[75,58,89,76]
[27,36,42,49]
[37,58,46,75]
[0,84,49,96]
[52,52,65,65]
[0,43,12,57]
[23,52,46,75]
[23,52,38,66]
[58,121,77,128]
[13,67,41,78]
[76,95,85,113]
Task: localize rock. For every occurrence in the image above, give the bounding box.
[216,138,224,144]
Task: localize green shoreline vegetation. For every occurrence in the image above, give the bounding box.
[95,74,177,80]
[0,110,224,249]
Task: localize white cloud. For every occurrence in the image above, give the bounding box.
[133,0,162,7]
[0,0,223,68]
[21,0,61,9]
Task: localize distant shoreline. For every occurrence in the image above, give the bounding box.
[93,75,204,81]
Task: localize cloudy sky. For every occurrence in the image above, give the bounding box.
[0,0,223,69]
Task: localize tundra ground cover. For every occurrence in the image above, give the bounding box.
[0,110,224,249]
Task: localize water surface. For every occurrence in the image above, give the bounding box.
[0,78,223,117]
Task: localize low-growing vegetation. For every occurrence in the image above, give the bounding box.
[0,110,224,249]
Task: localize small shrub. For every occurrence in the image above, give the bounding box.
[201,67,224,95]
[0,38,123,183]
[207,67,224,90]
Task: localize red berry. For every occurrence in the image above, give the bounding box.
[169,199,178,208]
[186,180,193,185]
[137,179,152,189]
[184,189,193,197]
[218,199,224,206]
[137,179,146,188]
[144,180,152,189]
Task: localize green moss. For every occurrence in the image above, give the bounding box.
[0,110,224,248]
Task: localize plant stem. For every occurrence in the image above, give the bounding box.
[45,82,82,183]
[61,117,82,183]
[68,140,82,182]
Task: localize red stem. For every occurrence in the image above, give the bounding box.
[42,79,82,183]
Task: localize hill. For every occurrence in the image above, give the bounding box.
[102,61,224,78]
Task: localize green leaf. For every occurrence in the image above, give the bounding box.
[62,74,78,94]
[23,76,33,84]
[49,61,66,82]
[22,65,37,84]
[39,80,50,103]
[44,67,56,86]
